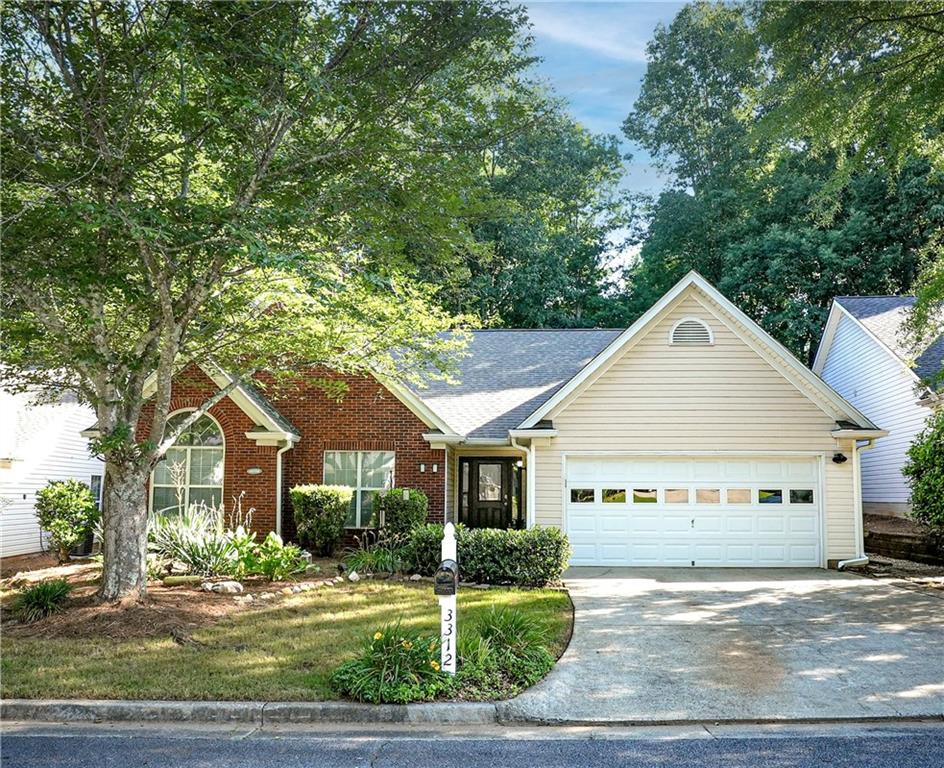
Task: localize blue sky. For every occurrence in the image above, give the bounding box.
[525,1,686,197]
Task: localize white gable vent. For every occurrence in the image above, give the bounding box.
[669,317,713,346]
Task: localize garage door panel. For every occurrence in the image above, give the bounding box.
[565,456,821,567]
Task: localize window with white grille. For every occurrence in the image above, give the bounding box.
[669,318,713,345]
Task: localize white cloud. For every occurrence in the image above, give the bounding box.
[527,3,650,63]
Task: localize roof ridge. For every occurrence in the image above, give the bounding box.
[835,295,915,300]
[470,327,624,332]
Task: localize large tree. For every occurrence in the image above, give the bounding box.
[437,107,628,328]
[621,1,944,366]
[753,0,944,370]
[1,1,534,601]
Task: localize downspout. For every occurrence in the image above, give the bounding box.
[510,437,534,529]
[837,439,877,570]
[275,442,293,538]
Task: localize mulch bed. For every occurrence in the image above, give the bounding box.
[864,513,929,536]
[1,557,341,641]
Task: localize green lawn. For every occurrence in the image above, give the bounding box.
[1,582,572,701]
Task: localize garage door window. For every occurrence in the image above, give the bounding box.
[633,489,657,503]
[790,489,814,504]
[571,488,594,503]
[665,488,689,503]
[603,489,626,503]
[759,489,783,504]
[696,488,720,503]
[727,488,751,503]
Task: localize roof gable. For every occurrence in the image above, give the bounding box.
[519,272,879,431]
[815,296,943,389]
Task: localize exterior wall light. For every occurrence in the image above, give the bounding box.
[831,453,848,464]
[246,467,263,475]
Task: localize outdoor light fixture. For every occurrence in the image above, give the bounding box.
[432,463,438,473]
[832,453,848,464]
[516,459,524,468]
[246,467,263,475]
[420,463,426,473]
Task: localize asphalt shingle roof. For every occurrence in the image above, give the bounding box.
[407,329,622,440]
[835,296,944,387]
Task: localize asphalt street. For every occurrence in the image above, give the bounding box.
[2,721,942,768]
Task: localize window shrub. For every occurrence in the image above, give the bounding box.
[903,410,944,530]
[13,579,72,622]
[330,623,449,703]
[34,479,100,563]
[374,488,429,537]
[403,524,570,586]
[290,485,353,556]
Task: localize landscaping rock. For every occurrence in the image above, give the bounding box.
[202,581,244,594]
[259,592,275,601]
[348,571,361,582]
[409,573,423,581]
[280,586,293,595]
[291,585,302,593]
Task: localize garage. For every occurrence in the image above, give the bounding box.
[566,456,822,567]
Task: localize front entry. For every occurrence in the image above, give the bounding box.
[458,457,524,529]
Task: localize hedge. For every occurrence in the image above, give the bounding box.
[290,485,353,556]
[374,488,428,537]
[404,524,570,587]
[903,409,944,530]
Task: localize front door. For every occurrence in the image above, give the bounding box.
[459,458,523,529]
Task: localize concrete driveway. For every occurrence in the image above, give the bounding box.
[503,568,944,723]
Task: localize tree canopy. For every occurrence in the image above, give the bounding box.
[1,0,538,599]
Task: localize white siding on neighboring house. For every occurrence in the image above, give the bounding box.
[0,390,104,558]
[820,314,929,509]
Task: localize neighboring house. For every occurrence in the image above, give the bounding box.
[128,272,885,569]
[0,389,104,559]
[814,296,943,518]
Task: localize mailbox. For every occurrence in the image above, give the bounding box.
[434,559,459,596]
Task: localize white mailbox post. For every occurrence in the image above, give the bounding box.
[436,522,458,675]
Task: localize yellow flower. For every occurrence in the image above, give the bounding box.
[430,660,440,671]
[401,640,413,650]
[373,632,383,641]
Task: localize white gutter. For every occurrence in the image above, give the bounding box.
[837,438,878,570]
[275,441,295,538]
[510,436,534,529]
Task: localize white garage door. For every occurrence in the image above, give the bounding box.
[566,456,821,567]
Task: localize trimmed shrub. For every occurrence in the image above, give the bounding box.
[34,479,100,563]
[13,579,72,622]
[291,485,353,556]
[374,488,429,537]
[331,623,449,703]
[404,524,570,586]
[903,410,944,530]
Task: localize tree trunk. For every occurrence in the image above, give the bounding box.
[98,465,150,602]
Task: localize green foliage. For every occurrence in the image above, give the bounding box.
[330,623,448,704]
[34,480,100,563]
[375,489,429,537]
[439,106,630,329]
[404,524,570,586]
[344,534,404,575]
[903,410,944,530]
[254,533,307,582]
[331,608,556,704]
[620,1,944,365]
[148,509,304,580]
[290,485,353,557]
[13,580,72,623]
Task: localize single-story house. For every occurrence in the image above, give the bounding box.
[813,296,943,517]
[0,389,104,558]
[132,272,887,568]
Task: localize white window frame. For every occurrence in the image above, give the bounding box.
[89,474,103,510]
[149,410,225,515]
[323,450,395,528]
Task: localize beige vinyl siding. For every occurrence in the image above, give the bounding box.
[534,293,858,560]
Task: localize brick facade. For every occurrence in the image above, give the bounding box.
[139,365,446,542]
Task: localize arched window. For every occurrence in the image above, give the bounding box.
[150,411,224,515]
[669,317,713,346]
